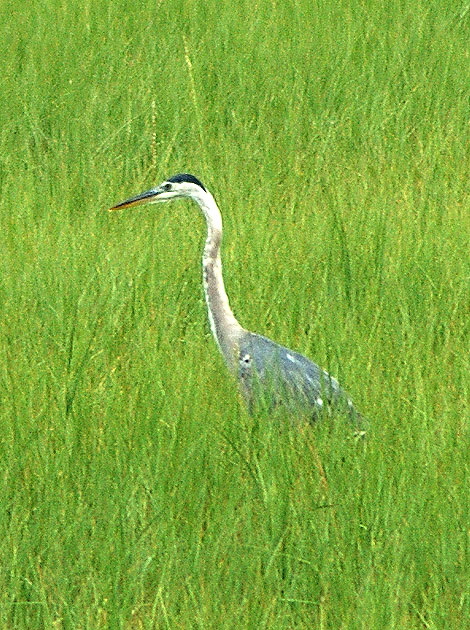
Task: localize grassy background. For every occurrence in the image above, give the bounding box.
[0,0,468,627]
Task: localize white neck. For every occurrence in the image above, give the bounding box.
[190,189,244,368]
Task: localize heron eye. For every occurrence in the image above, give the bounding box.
[162,183,172,191]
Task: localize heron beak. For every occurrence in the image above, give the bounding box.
[108,188,163,211]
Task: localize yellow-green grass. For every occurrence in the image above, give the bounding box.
[0,1,468,627]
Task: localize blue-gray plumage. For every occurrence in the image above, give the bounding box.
[109,173,366,430]
[238,332,362,425]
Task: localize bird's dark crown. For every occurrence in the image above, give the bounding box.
[167,173,206,192]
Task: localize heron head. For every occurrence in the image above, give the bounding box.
[109,173,207,211]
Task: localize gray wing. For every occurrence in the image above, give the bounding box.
[238,331,359,423]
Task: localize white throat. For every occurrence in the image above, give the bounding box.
[190,189,244,367]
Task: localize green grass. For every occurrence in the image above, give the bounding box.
[0,0,468,627]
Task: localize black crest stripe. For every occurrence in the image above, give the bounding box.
[167,173,207,192]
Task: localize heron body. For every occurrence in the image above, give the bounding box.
[110,173,364,427]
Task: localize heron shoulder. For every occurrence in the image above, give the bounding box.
[238,331,338,389]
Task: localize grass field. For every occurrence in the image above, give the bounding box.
[0,0,468,627]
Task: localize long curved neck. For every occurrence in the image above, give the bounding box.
[191,189,244,368]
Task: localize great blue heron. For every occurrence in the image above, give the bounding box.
[110,173,365,428]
